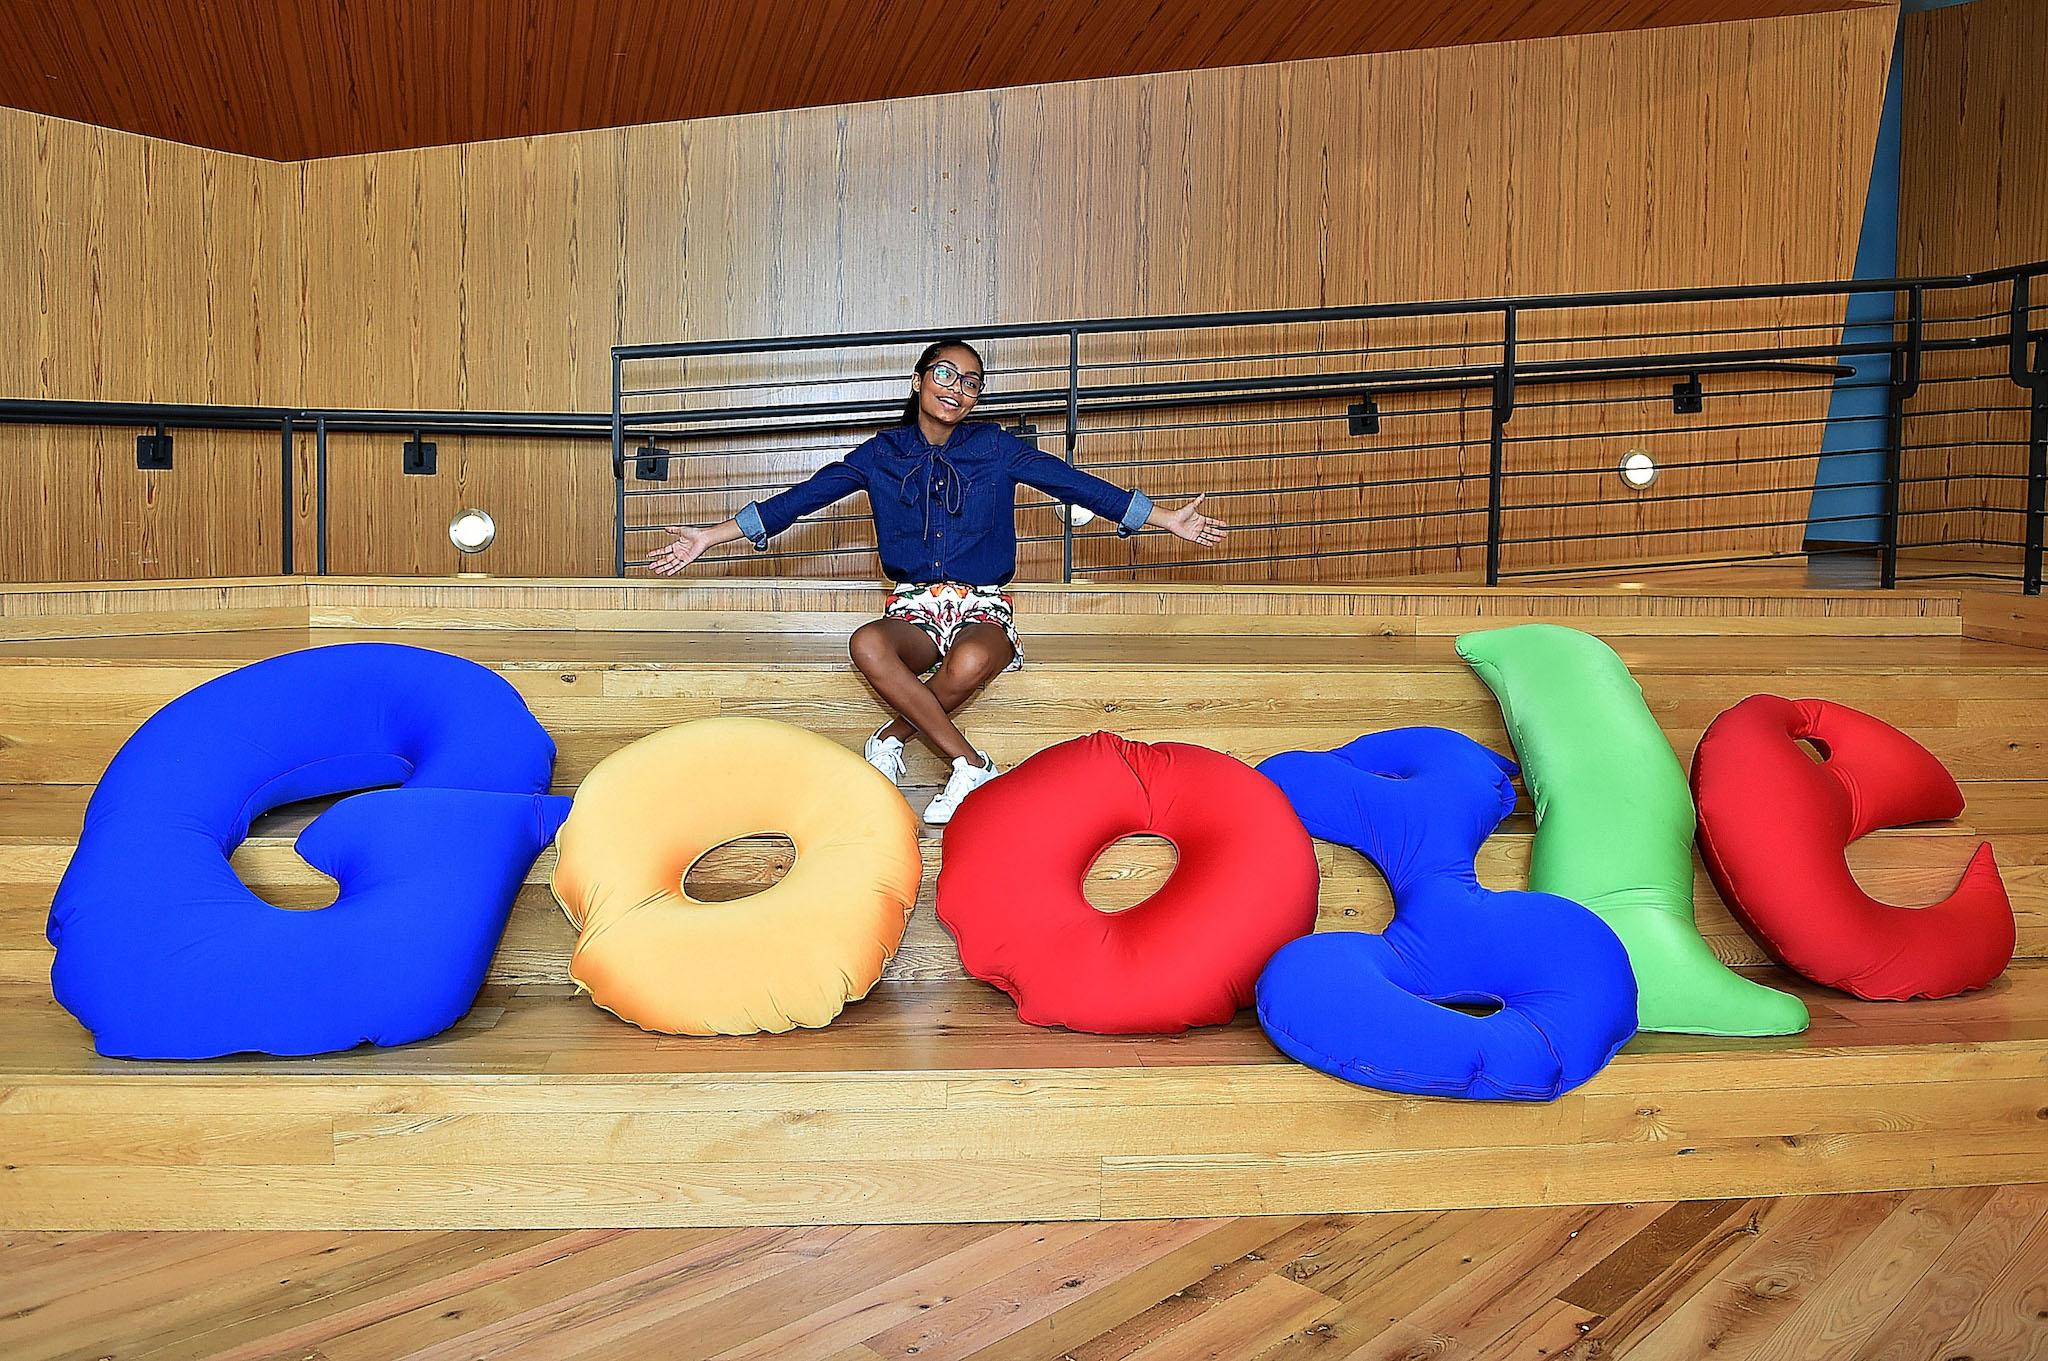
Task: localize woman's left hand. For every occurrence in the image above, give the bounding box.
[1160,494,1229,549]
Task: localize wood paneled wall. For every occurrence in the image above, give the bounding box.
[0,110,296,580]
[3,7,1895,582]
[1897,0,2048,560]
[1899,0,2048,278]
[299,8,1894,583]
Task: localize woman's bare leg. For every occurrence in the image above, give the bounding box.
[849,618,976,762]
[853,620,1014,765]
[878,623,1015,756]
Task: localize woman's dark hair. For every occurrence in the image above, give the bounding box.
[901,338,986,424]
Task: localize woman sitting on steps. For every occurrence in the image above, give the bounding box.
[649,337,1230,824]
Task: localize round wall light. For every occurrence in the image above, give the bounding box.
[1054,503,1097,527]
[449,508,497,554]
[1618,450,1658,490]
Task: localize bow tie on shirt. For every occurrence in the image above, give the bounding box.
[897,439,968,519]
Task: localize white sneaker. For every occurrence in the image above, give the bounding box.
[864,726,907,785]
[924,752,1000,825]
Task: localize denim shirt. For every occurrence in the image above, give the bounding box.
[735,422,1153,587]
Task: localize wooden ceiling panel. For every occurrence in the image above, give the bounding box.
[0,0,1892,160]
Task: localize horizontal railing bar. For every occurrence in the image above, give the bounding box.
[1072,503,1487,538]
[1502,479,1891,513]
[1505,409,1896,445]
[1504,448,1874,478]
[1069,304,2033,373]
[0,356,1921,442]
[1899,404,2032,418]
[626,437,909,459]
[1517,379,1887,411]
[1079,436,1485,472]
[651,544,879,568]
[1890,537,2030,549]
[621,481,806,499]
[1073,407,1484,438]
[0,398,621,441]
[634,437,2009,504]
[1095,468,1479,496]
[615,261,2048,361]
[1899,471,2031,484]
[620,356,1863,430]
[623,510,874,531]
[1062,309,1940,372]
[1089,539,1493,572]
[1909,371,2037,387]
[1511,506,2001,548]
[1071,335,1508,370]
[1898,504,2030,517]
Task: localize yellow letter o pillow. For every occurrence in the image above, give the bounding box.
[550,717,922,1035]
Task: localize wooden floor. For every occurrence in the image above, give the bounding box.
[3,575,2046,1239]
[5,1186,2045,1361]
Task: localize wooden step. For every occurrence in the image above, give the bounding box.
[0,576,1968,644]
[2,629,2044,789]
[1,580,2042,1233]
[5,784,2046,985]
[1,964,2043,1231]
[4,622,2045,982]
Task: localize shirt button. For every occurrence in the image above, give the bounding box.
[936,531,945,538]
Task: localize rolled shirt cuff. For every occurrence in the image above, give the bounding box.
[1117,489,1154,537]
[735,501,769,550]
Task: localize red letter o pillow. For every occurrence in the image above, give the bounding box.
[935,732,1319,1034]
[1691,695,2014,1000]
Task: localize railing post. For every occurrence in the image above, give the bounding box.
[2025,328,2048,599]
[1063,328,1080,584]
[612,352,628,578]
[1880,285,1923,590]
[1484,306,1518,586]
[314,413,330,576]
[2028,376,2047,597]
[2010,271,2035,389]
[279,416,295,576]
[2009,273,2048,596]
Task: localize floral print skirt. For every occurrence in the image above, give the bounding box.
[884,582,1025,675]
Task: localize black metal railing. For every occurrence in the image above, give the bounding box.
[0,401,616,576]
[612,260,2048,591]
[4,259,2044,590]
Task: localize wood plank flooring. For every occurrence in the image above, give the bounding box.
[4,1187,2043,1360]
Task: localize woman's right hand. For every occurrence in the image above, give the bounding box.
[649,525,716,576]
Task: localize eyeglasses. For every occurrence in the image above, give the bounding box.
[926,361,984,397]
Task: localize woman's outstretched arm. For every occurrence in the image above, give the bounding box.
[650,454,870,575]
[1007,435,1228,550]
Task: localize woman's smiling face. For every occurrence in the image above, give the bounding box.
[912,345,984,429]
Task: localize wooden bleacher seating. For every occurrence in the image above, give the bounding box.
[0,577,2042,1229]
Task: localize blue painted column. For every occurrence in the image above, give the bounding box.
[1805,14,1903,545]
[1807,0,1984,544]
